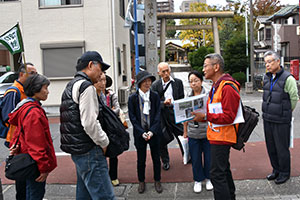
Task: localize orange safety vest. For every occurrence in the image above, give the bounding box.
[207,80,239,143]
[5,80,27,143]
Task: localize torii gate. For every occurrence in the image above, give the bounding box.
[143,0,234,75]
[157,11,234,62]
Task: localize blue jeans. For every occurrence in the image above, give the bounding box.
[188,138,211,181]
[71,146,115,200]
[26,178,46,200]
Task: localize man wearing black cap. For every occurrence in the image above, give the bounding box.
[60,51,115,199]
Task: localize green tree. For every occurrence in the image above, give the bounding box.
[166,19,176,38]
[188,46,214,71]
[223,33,249,75]
[218,1,249,75]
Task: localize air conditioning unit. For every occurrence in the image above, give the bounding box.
[118,86,129,105]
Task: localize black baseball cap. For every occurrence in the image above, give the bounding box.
[78,51,110,71]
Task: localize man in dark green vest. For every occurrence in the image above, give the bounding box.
[262,50,299,184]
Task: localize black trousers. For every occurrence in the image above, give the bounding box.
[160,108,184,164]
[16,179,26,200]
[210,144,235,200]
[136,138,161,182]
[263,120,291,177]
[109,157,118,180]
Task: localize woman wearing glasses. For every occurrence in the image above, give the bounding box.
[183,70,213,193]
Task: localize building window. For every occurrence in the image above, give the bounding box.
[39,0,81,7]
[266,28,271,40]
[117,47,121,76]
[41,42,84,78]
[119,0,125,19]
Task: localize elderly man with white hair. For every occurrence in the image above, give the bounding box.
[151,62,185,171]
[262,50,298,185]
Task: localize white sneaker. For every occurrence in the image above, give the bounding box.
[193,181,202,193]
[206,179,213,191]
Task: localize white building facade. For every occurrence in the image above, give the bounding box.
[0,0,131,106]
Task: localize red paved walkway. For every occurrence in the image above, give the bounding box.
[1,139,300,184]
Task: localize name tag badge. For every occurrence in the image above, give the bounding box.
[208,102,223,114]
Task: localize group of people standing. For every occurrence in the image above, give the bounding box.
[128,50,298,200]
[1,49,298,200]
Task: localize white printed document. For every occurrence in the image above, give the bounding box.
[173,94,207,124]
[210,101,245,128]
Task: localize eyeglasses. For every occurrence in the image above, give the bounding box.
[203,63,216,68]
[189,79,201,84]
[265,59,275,65]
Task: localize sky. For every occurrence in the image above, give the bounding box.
[173,0,300,12]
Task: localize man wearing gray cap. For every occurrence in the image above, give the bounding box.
[60,51,115,199]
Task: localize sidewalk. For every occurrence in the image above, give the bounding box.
[1,89,300,199]
[1,139,300,199]
[2,177,300,199]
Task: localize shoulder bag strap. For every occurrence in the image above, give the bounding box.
[13,106,37,148]
[159,81,172,98]
[224,82,241,134]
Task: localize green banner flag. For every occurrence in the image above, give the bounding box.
[0,23,24,55]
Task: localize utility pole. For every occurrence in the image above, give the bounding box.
[249,0,255,83]
[133,0,140,75]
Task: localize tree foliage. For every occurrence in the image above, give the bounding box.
[166,19,176,38]
[218,1,249,75]
[179,3,216,50]
[188,46,214,72]
[253,0,282,17]
[223,33,249,75]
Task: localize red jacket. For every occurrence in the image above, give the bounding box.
[9,99,57,174]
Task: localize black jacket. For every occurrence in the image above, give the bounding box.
[128,90,161,148]
[151,77,184,109]
[60,72,96,154]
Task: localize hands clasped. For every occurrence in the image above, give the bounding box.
[142,131,153,141]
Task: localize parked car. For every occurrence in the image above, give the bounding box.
[0,72,18,98]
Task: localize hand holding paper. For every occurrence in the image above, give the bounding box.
[191,111,206,122]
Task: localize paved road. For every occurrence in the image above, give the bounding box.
[1,88,300,199]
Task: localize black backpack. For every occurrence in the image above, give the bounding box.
[225,83,260,151]
[79,80,130,158]
[97,99,130,157]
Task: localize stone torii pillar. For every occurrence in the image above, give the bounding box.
[144,0,158,76]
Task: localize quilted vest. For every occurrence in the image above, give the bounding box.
[262,68,292,124]
[60,72,96,154]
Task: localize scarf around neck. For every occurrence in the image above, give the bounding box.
[138,89,150,115]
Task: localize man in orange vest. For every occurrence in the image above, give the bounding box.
[1,62,37,200]
[193,53,240,200]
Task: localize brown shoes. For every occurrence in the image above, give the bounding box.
[138,182,145,193]
[154,181,163,193]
